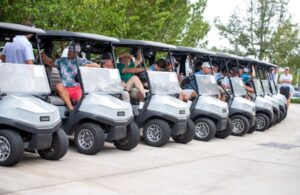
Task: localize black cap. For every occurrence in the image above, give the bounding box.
[101,52,113,61]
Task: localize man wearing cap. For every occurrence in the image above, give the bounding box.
[42,43,99,110]
[196,62,211,75]
[241,67,251,84]
[116,50,145,99]
[1,21,35,64]
[279,67,293,107]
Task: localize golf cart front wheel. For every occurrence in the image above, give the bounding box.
[215,118,233,139]
[75,123,105,155]
[143,119,171,147]
[231,115,250,136]
[38,129,69,160]
[0,130,24,167]
[172,120,195,144]
[255,113,270,132]
[194,118,216,141]
[114,122,140,150]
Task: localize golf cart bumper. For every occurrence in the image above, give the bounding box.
[191,109,228,131]
[106,117,135,141]
[18,121,62,150]
[216,117,228,131]
[172,120,189,136]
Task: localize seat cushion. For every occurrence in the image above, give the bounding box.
[48,95,65,106]
[46,67,61,93]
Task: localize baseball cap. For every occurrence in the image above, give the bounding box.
[284,67,289,70]
[243,67,249,73]
[101,52,113,61]
[202,62,211,68]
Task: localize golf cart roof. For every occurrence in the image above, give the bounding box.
[0,22,45,41]
[116,39,177,50]
[215,52,244,60]
[39,30,119,44]
[172,46,217,56]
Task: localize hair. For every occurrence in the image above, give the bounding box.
[155,58,168,71]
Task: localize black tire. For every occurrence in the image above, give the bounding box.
[231,115,250,136]
[143,119,171,147]
[172,120,195,144]
[247,125,256,134]
[194,118,216,141]
[0,130,24,167]
[270,111,278,127]
[74,123,105,155]
[215,118,233,138]
[255,113,270,131]
[114,122,140,150]
[38,129,69,160]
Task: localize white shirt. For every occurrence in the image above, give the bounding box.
[280,73,293,87]
[2,36,34,64]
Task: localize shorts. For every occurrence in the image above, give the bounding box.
[66,86,82,102]
[280,86,290,99]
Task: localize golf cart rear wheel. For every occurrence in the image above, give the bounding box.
[0,130,24,167]
[143,119,171,147]
[194,118,216,141]
[231,115,250,136]
[172,120,195,144]
[38,129,69,161]
[114,122,140,150]
[255,113,270,132]
[75,123,105,155]
[215,118,233,139]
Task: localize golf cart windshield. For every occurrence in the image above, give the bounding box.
[0,63,50,95]
[80,67,123,94]
[262,80,271,95]
[195,75,220,96]
[148,71,181,95]
[230,77,247,96]
[253,79,264,96]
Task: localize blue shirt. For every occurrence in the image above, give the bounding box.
[2,36,34,64]
[55,57,91,87]
[241,73,250,84]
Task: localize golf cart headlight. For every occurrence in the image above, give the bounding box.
[243,104,255,113]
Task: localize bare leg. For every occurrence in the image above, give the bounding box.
[126,75,145,98]
[56,83,74,110]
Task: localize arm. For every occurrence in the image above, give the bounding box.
[122,67,144,74]
[25,60,34,64]
[41,53,56,67]
[0,54,5,62]
[134,49,142,66]
[85,63,100,68]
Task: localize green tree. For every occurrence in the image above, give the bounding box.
[0,0,209,47]
[214,0,300,64]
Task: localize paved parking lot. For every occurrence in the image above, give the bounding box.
[1,104,300,195]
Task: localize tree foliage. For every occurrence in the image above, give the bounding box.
[0,0,209,47]
[214,0,300,67]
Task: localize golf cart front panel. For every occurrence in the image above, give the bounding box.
[0,63,61,131]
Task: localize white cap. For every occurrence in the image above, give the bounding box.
[202,62,210,68]
[284,67,289,70]
[243,67,249,73]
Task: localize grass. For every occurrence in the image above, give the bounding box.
[291,98,300,104]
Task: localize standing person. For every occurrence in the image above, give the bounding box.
[42,44,99,110]
[279,67,293,107]
[1,21,35,64]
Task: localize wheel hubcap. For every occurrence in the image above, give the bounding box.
[146,124,162,143]
[256,116,266,130]
[195,122,209,138]
[0,136,10,161]
[78,129,94,150]
[232,119,245,134]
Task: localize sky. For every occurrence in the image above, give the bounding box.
[203,0,300,49]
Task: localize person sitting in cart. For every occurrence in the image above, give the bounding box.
[1,21,35,64]
[116,50,146,100]
[42,43,99,110]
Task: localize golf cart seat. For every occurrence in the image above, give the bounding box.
[46,67,65,106]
